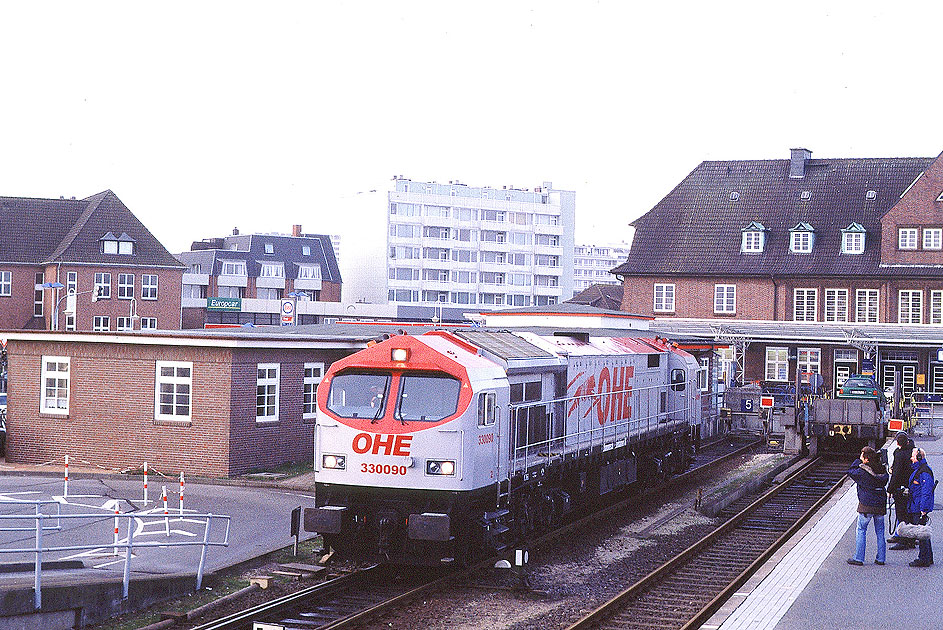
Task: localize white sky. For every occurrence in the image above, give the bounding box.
[2,1,942,255]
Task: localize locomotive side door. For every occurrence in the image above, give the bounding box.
[477,391,500,486]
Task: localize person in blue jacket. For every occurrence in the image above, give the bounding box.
[847,446,890,566]
[907,448,935,567]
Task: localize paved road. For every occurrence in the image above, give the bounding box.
[0,474,317,586]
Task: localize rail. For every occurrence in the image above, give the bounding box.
[0,503,231,611]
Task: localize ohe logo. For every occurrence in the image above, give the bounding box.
[351,433,412,456]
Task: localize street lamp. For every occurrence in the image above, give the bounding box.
[52,287,103,331]
[40,282,65,330]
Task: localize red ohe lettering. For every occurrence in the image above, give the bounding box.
[350,433,412,456]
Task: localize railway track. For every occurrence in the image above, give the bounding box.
[189,435,766,630]
[566,456,850,630]
[189,565,443,630]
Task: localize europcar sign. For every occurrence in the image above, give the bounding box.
[207,297,242,311]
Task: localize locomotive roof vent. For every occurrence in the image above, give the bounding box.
[552,331,589,343]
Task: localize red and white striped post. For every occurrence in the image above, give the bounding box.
[113,503,120,556]
[143,462,149,505]
[162,486,169,537]
[63,455,69,498]
[178,472,185,520]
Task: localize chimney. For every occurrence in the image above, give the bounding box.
[789,148,812,178]
[292,224,302,237]
[233,227,239,235]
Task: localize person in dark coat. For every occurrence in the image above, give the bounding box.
[907,448,935,567]
[847,446,890,566]
[888,431,917,549]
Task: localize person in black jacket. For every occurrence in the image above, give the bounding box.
[887,431,917,549]
[847,446,890,565]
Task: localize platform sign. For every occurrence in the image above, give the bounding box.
[889,418,904,432]
[280,298,297,326]
[760,396,775,408]
[741,399,755,412]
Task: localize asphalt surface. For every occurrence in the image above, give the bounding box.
[0,470,318,588]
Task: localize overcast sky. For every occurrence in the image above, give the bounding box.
[2,1,942,255]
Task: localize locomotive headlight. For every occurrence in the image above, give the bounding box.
[391,347,409,362]
[322,454,346,470]
[426,459,456,476]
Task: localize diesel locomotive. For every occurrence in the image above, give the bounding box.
[306,329,707,564]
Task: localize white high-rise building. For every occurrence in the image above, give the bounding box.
[387,177,576,319]
[573,242,632,295]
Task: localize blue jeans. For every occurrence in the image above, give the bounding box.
[854,513,886,563]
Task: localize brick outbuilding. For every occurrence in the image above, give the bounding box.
[2,327,376,477]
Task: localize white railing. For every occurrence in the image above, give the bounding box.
[0,501,230,611]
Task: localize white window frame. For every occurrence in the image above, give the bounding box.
[856,289,879,323]
[924,228,943,250]
[140,317,158,330]
[297,264,321,280]
[714,284,736,314]
[899,228,918,250]
[94,272,111,299]
[765,347,789,382]
[259,263,284,278]
[118,240,133,255]
[741,231,763,253]
[256,363,280,422]
[155,361,192,421]
[102,239,118,254]
[697,356,710,392]
[932,291,943,325]
[790,231,813,253]
[142,274,158,300]
[40,356,70,414]
[654,283,675,312]
[303,362,324,419]
[116,317,134,331]
[899,290,923,324]
[93,316,110,331]
[798,348,821,379]
[0,271,10,296]
[842,231,865,254]
[221,260,247,276]
[824,289,848,322]
[794,288,818,321]
[117,273,134,299]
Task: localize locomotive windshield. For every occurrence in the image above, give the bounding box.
[394,374,461,423]
[326,372,391,421]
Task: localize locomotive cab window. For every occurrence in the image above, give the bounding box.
[670,368,686,391]
[395,374,461,422]
[478,392,496,427]
[326,372,391,419]
[648,354,661,368]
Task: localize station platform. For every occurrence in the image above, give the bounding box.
[702,431,943,630]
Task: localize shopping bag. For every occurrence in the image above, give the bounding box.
[895,521,932,541]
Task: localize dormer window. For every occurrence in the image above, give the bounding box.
[100,232,135,255]
[841,223,866,254]
[264,242,274,254]
[302,245,311,256]
[800,190,811,200]
[297,264,321,280]
[259,262,284,278]
[740,221,766,253]
[789,223,815,253]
